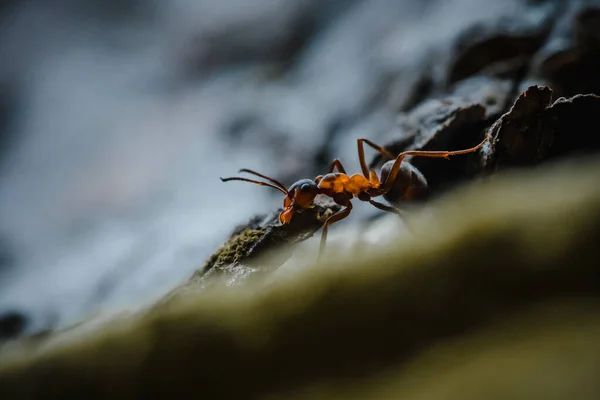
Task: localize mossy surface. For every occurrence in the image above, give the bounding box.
[1,155,600,399]
[155,198,340,305]
[198,197,340,276]
[201,226,267,273]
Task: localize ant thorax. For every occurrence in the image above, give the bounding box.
[317,173,349,192]
[317,172,372,196]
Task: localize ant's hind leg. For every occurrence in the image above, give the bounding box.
[318,203,353,260]
[357,138,395,178]
[368,199,406,217]
[380,132,490,193]
[368,199,414,234]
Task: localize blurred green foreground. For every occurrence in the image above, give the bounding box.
[1,155,599,399]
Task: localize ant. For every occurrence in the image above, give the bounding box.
[221,132,489,258]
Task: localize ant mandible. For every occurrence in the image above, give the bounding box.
[221,132,489,258]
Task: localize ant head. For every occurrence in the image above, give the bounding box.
[279,179,319,224]
[219,169,319,225]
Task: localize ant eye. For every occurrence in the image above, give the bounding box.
[300,183,311,192]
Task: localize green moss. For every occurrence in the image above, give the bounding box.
[199,226,267,274]
[192,198,340,281]
[156,199,340,306]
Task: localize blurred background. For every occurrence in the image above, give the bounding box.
[0,0,592,337]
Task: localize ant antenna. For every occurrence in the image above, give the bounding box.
[220,176,288,195]
[237,169,287,192]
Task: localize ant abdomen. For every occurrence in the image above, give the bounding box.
[380,159,429,204]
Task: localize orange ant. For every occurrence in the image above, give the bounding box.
[221,132,489,258]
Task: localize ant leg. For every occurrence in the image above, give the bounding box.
[369,199,414,235]
[357,138,395,177]
[368,199,406,217]
[380,132,489,193]
[319,201,353,259]
[328,159,347,174]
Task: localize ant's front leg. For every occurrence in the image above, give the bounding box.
[318,195,353,259]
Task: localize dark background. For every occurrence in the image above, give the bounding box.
[0,0,597,337]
